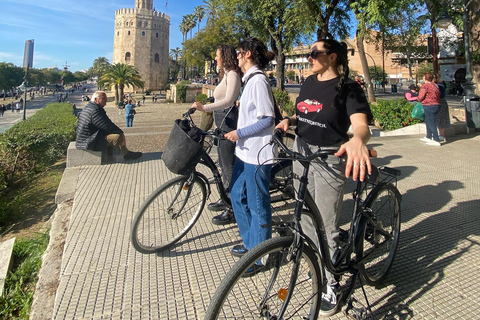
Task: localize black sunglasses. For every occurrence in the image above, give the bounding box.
[306,50,330,59]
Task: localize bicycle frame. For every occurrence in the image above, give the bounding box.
[269,130,400,315]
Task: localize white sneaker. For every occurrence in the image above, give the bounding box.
[438,135,446,142]
[426,140,441,146]
[319,285,339,317]
[420,137,431,143]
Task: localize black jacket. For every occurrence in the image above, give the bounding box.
[76,102,123,151]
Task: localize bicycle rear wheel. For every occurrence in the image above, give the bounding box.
[205,236,322,320]
[130,174,206,254]
[357,184,401,286]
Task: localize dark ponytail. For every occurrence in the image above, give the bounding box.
[238,38,275,70]
[318,39,350,108]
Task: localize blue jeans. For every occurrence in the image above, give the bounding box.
[126,115,134,127]
[423,105,440,141]
[230,158,272,251]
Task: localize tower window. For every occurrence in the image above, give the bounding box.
[142,31,146,36]
[144,21,148,27]
[125,52,131,62]
[138,21,142,27]
[154,53,159,63]
[130,21,133,26]
[117,32,119,36]
[128,31,131,35]
[156,33,158,38]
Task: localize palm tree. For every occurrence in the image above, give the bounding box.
[170,47,182,61]
[185,14,196,39]
[193,6,205,32]
[98,63,144,104]
[92,57,110,79]
[202,0,221,23]
[179,19,189,42]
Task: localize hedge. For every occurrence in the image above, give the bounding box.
[0,103,77,191]
[370,99,422,131]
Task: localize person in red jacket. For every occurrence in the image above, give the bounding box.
[404,84,419,104]
[417,72,441,146]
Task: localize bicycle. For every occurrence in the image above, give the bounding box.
[130,109,295,254]
[205,129,402,319]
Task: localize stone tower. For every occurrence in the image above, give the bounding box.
[113,0,170,91]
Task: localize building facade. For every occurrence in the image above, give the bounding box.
[113,0,169,91]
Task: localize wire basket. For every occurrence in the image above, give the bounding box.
[162,120,204,175]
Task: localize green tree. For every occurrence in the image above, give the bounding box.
[60,70,76,85]
[368,65,386,82]
[73,71,89,83]
[300,0,352,40]
[92,57,111,80]
[98,63,145,104]
[285,70,296,81]
[179,19,189,42]
[193,6,206,32]
[225,0,308,90]
[42,68,62,86]
[0,63,23,99]
[202,0,222,23]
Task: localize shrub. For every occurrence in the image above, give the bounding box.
[195,93,208,104]
[144,89,152,95]
[0,102,77,188]
[370,99,422,131]
[273,89,295,116]
[176,84,187,103]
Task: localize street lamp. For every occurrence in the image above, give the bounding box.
[437,0,476,97]
[17,67,29,121]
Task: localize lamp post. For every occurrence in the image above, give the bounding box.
[437,0,476,97]
[17,66,29,121]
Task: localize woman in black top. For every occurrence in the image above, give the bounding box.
[276,39,372,317]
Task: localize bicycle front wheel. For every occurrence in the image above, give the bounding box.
[130,174,207,254]
[357,184,401,286]
[205,236,322,320]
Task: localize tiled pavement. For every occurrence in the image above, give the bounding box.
[49,98,480,319]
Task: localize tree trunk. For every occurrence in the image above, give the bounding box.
[119,84,124,103]
[114,84,119,104]
[356,32,376,103]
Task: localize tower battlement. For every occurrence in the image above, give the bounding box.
[115,8,169,20]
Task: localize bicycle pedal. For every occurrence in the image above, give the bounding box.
[344,297,370,320]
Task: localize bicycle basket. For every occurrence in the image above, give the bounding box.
[162,119,204,175]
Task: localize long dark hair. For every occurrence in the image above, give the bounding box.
[317,39,349,108]
[237,38,275,70]
[218,44,243,80]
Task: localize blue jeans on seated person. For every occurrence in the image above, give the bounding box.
[230,157,272,251]
[423,105,440,141]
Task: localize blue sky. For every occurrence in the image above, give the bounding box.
[0,0,205,72]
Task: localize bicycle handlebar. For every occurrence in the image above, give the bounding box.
[271,128,377,161]
[271,128,337,162]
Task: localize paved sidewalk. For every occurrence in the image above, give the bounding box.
[44,98,480,319]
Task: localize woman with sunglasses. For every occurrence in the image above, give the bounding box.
[223,38,276,274]
[192,44,243,225]
[276,39,372,316]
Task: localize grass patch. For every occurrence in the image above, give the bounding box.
[0,161,64,237]
[0,232,49,319]
[0,160,64,319]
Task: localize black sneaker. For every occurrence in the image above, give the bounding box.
[208,199,226,212]
[212,209,236,225]
[124,151,142,160]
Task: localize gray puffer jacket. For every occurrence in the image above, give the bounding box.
[76,102,123,151]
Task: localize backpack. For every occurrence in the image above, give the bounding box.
[242,71,283,125]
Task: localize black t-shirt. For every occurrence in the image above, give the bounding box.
[295,75,371,146]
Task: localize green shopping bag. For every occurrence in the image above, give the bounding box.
[412,102,425,121]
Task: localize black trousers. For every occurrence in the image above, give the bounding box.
[214,106,237,189]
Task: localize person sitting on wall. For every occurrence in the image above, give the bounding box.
[76,91,142,160]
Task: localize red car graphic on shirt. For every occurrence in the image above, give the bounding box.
[297,99,323,114]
